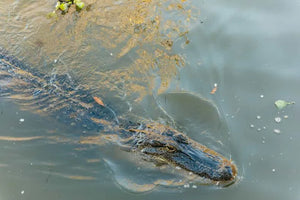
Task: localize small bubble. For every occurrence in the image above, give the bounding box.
[283,115,288,119]
[272,169,276,172]
[256,115,261,119]
[250,124,255,128]
[183,184,190,188]
[214,83,218,87]
[189,172,193,176]
[260,95,264,98]
[21,190,24,194]
[257,128,261,132]
[19,118,24,122]
[274,117,282,123]
[273,129,281,134]
[262,140,265,144]
[175,166,181,170]
[192,185,197,189]
[54,59,57,63]
[110,53,113,56]
[263,126,267,130]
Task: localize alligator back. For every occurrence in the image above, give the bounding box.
[0,47,119,132]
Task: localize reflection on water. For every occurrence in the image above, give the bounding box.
[1,0,300,199]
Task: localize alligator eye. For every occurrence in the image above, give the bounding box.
[150,140,165,147]
[166,145,176,152]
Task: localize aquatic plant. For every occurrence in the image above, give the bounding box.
[48,0,85,17]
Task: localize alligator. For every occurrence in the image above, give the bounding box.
[0,47,237,187]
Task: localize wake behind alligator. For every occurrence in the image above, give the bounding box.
[0,47,237,189]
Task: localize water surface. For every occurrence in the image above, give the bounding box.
[0,0,300,199]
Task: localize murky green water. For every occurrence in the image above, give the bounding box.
[1,0,300,199]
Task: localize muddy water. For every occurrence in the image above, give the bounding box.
[0,0,300,199]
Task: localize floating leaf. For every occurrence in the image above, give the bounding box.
[59,2,69,11]
[274,100,295,110]
[55,2,61,10]
[93,96,105,106]
[76,1,85,9]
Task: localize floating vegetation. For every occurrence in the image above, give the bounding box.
[274,100,295,110]
[48,0,85,18]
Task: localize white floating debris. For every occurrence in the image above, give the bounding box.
[256,115,261,120]
[175,166,181,170]
[192,185,197,189]
[19,118,24,122]
[283,115,288,119]
[21,190,24,194]
[257,128,261,132]
[110,53,113,56]
[214,83,218,87]
[263,126,267,130]
[273,129,281,134]
[262,140,265,144]
[260,95,264,98]
[274,117,282,123]
[183,184,190,188]
[272,169,276,172]
[189,172,193,176]
[250,124,255,128]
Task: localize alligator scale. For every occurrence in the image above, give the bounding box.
[0,47,237,188]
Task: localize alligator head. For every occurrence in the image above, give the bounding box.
[126,124,237,185]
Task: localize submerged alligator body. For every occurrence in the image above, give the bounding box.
[0,47,237,186]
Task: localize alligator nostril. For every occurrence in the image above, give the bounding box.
[220,166,235,181]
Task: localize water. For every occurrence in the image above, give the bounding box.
[1,0,300,199]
